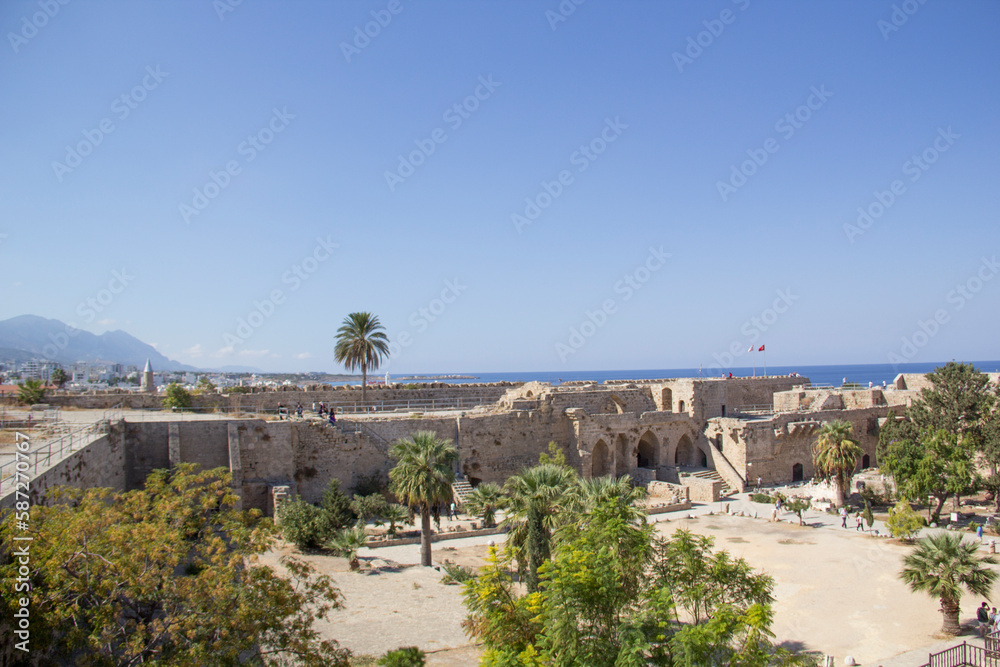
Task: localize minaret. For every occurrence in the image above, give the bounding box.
[141,359,155,393]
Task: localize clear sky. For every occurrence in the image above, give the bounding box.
[1,0,997,374]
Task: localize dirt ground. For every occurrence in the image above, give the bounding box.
[264,502,996,666]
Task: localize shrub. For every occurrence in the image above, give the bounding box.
[17,379,47,405]
[322,479,357,530]
[750,493,774,504]
[279,498,332,550]
[162,383,193,409]
[350,493,390,525]
[378,647,425,667]
[886,497,925,542]
[440,561,475,585]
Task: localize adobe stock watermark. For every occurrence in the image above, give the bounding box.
[716,85,832,202]
[843,126,958,244]
[222,236,338,348]
[340,0,403,63]
[385,279,468,367]
[878,0,931,41]
[8,0,71,53]
[545,0,587,31]
[213,0,243,21]
[51,65,169,183]
[673,0,751,73]
[179,107,294,224]
[511,117,627,234]
[887,255,997,367]
[708,288,799,371]
[41,268,135,360]
[555,246,671,362]
[384,75,501,192]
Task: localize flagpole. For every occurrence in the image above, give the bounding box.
[749,346,756,378]
[764,347,767,378]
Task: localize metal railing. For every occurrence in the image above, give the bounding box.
[0,418,116,496]
[919,634,1000,667]
[335,419,392,451]
[327,396,495,414]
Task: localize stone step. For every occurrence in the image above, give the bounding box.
[452,480,474,505]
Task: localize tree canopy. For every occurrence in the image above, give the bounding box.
[334,311,390,406]
[0,464,350,665]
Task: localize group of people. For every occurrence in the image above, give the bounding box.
[977,602,1000,637]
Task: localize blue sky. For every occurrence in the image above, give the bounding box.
[1,0,997,374]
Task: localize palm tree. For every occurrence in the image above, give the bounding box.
[501,463,576,592]
[813,420,864,506]
[388,431,458,567]
[383,503,410,537]
[333,312,390,407]
[328,524,369,571]
[572,475,647,522]
[463,483,505,528]
[900,532,998,635]
[17,379,46,405]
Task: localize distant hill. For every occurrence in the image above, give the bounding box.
[0,315,196,371]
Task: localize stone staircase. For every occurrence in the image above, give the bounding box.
[452,479,474,507]
[679,467,736,498]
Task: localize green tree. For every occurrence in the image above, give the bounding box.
[900,532,998,635]
[333,312,390,407]
[909,362,996,451]
[383,503,410,536]
[194,376,217,395]
[463,482,505,528]
[572,475,647,522]
[886,498,924,542]
[464,501,812,666]
[379,646,426,667]
[812,420,863,506]
[984,474,1000,513]
[863,501,874,533]
[501,463,577,592]
[321,478,357,530]
[785,497,811,526]
[0,464,350,665]
[883,428,980,522]
[388,431,458,567]
[49,368,69,389]
[16,379,46,405]
[162,382,193,409]
[538,441,569,467]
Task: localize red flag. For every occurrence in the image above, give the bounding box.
[758,344,765,351]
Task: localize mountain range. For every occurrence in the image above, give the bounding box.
[0,315,197,371]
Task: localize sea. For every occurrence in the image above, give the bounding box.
[387,360,1000,388]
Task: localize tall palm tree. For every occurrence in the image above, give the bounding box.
[333,312,390,407]
[900,532,998,635]
[501,463,576,592]
[388,431,458,567]
[813,420,864,506]
[463,482,505,528]
[572,475,647,521]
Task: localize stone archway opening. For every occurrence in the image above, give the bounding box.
[792,463,804,482]
[675,434,693,466]
[661,388,673,412]
[861,454,871,469]
[592,440,610,478]
[615,434,629,476]
[637,431,658,469]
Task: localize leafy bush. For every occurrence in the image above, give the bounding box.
[440,561,475,585]
[162,383,193,409]
[378,647,425,666]
[351,493,390,525]
[750,493,774,504]
[279,499,332,550]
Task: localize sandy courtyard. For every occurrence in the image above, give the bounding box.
[265,507,994,666]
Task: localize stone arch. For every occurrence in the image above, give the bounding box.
[637,431,658,469]
[674,434,694,466]
[615,434,629,476]
[792,463,804,482]
[661,388,673,412]
[592,439,610,478]
[861,454,871,469]
[609,394,626,414]
[678,400,686,413]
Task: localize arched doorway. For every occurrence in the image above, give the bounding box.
[861,454,870,469]
[615,434,629,476]
[661,388,673,412]
[699,448,708,468]
[592,440,610,478]
[637,431,658,469]
[678,400,686,413]
[792,463,804,482]
[675,434,693,466]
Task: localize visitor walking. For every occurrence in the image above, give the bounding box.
[978,524,985,541]
[449,502,456,520]
[841,506,848,528]
[856,514,864,531]
[979,602,991,637]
